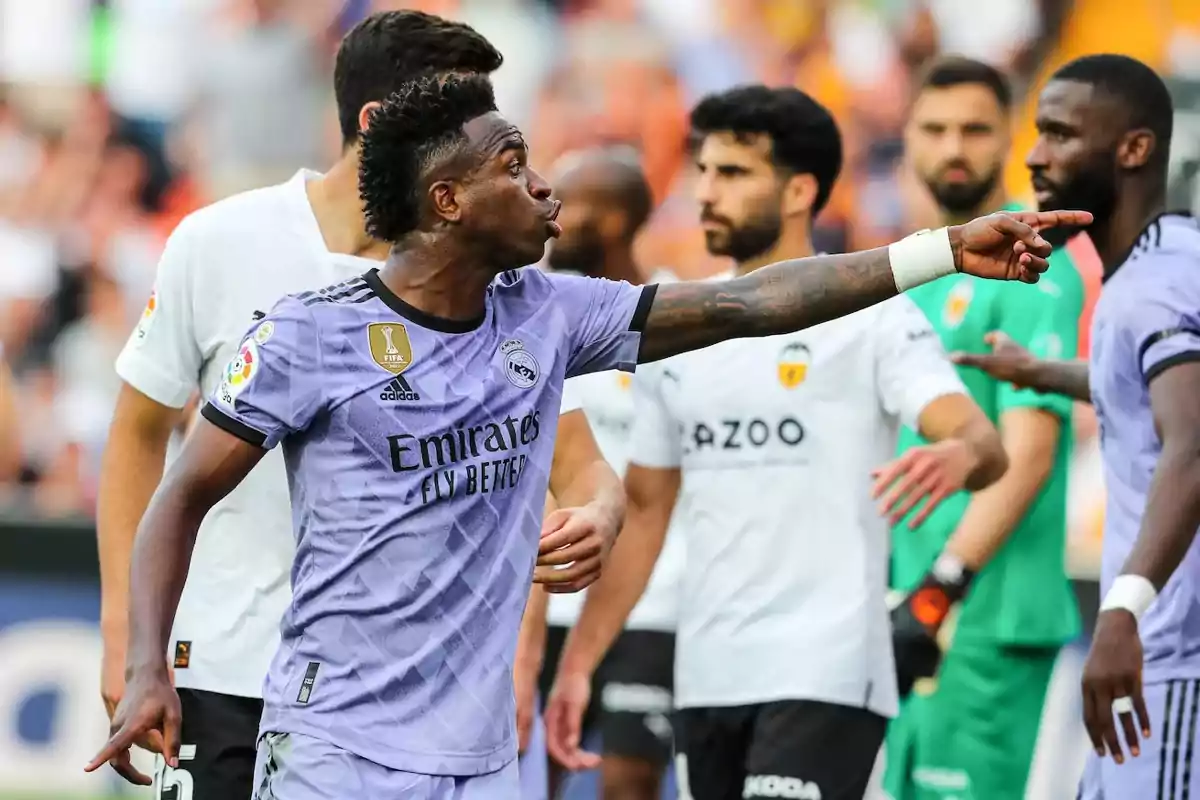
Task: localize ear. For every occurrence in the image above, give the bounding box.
[1117,128,1156,170]
[781,172,818,218]
[358,101,382,135]
[429,180,463,224]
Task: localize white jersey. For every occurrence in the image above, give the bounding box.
[547,269,684,633]
[628,288,966,718]
[114,170,382,698]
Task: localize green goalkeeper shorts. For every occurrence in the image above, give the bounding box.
[883,639,1059,800]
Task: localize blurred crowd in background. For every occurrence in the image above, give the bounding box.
[0,0,1198,578]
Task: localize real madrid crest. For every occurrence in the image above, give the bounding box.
[777,342,811,389]
[500,338,540,389]
[368,322,414,374]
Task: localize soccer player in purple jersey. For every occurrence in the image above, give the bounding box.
[87,74,1087,796]
[952,54,1200,797]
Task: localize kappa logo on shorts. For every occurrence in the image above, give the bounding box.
[743,774,822,799]
[500,339,540,389]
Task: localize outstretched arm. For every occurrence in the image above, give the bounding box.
[635,211,1090,364]
[951,331,1091,403]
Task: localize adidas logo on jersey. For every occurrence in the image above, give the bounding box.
[743,774,822,799]
[380,375,420,402]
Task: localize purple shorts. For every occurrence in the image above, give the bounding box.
[1077,679,1200,799]
[252,731,521,799]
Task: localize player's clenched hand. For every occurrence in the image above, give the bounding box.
[544,670,602,771]
[950,210,1091,283]
[1082,610,1152,765]
[950,331,1040,389]
[872,439,975,528]
[534,505,620,593]
[84,669,181,785]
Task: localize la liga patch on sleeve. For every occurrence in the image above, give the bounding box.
[132,290,157,344]
[217,338,259,407]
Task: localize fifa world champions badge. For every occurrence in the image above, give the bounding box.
[218,338,259,407]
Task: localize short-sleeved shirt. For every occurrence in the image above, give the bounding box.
[201,267,654,775]
[114,169,381,698]
[548,268,684,633]
[628,287,965,719]
[892,205,1085,647]
[1090,212,1200,683]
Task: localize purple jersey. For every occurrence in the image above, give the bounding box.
[1089,212,1200,684]
[201,267,652,776]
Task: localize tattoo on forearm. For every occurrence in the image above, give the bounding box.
[638,248,897,363]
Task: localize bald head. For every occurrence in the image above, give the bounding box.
[547,147,653,276]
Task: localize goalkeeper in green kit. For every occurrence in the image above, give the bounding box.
[880,58,1084,800]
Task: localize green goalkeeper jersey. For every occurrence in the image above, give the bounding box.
[890,204,1084,646]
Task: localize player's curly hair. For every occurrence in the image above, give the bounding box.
[689,85,842,217]
[335,10,503,147]
[359,75,498,243]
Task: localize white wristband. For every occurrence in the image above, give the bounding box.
[888,227,957,292]
[1100,575,1158,621]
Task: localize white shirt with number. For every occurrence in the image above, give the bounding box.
[547,269,684,634]
[628,286,966,718]
[114,170,383,698]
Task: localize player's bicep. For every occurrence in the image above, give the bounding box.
[624,463,681,532]
[549,408,605,498]
[114,220,204,409]
[161,414,267,509]
[1148,361,1200,447]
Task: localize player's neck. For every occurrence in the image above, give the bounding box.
[377,245,494,323]
[307,153,391,261]
[1092,184,1167,275]
[735,232,814,277]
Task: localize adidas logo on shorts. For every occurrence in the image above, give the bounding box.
[380,375,420,402]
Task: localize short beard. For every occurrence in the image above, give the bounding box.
[705,213,783,262]
[926,166,1001,216]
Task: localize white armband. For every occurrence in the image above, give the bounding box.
[1099,574,1158,621]
[888,227,957,292]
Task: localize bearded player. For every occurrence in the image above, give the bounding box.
[89,74,1087,796]
[883,57,1087,800]
[952,54,1200,799]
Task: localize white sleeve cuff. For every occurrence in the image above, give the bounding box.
[115,348,194,409]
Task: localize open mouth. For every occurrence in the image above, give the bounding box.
[546,200,562,238]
